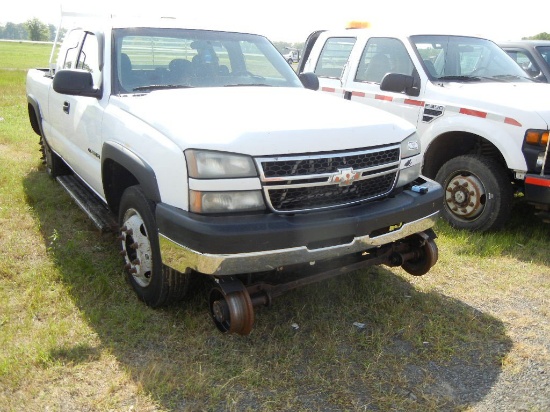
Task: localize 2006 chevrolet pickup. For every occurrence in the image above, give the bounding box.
[26,13,443,335]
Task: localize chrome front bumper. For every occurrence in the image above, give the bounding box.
[159,211,439,276]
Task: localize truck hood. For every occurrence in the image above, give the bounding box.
[429,81,550,127]
[112,87,415,155]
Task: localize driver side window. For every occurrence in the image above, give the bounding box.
[60,29,83,69]
[76,33,101,88]
[314,37,356,79]
[355,37,414,83]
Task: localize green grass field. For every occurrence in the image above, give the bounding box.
[0,41,549,411]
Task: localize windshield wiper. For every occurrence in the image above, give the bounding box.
[133,84,194,92]
[490,74,535,82]
[437,76,482,82]
[439,74,534,83]
[224,83,273,87]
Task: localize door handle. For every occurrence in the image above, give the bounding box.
[63,101,70,114]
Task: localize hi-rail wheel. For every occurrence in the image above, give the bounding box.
[401,237,439,276]
[208,280,255,335]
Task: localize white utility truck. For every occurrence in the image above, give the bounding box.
[26,14,442,334]
[299,25,550,231]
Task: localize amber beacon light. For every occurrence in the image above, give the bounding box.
[346,21,371,29]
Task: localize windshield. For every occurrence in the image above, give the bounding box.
[113,28,302,93]
[411,35,531,82]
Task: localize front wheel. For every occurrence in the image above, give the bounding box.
[435,154,512,232]
[119,185,190,307]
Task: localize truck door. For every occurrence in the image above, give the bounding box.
[344,37,423,129]
[308,36,356,99]
[49,31,105,197]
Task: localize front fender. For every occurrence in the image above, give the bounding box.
[421,112,527,172]
[102,141,161,203]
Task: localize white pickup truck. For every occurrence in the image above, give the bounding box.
[26,15,443,335]
[299,26,550,231]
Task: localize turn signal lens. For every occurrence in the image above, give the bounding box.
[526,131,540,144]
[525,130,549,146]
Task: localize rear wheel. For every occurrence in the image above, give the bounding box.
[40,135,70,178]
[119,185,190,307]
[435,154,512,232]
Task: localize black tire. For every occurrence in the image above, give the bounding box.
[40,135,71,178]
[118,185,190,307]
[435,154,513,232]
[287,58,294,65]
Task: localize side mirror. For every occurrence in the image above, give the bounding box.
[299,72,319,91]
[380,73,419,97]
[53,69,102,98]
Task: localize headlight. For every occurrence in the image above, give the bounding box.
[536,152,546,169]
[396,161,422,187]
[396,132,422,187]
[400,132,421,158]
[190,190,265,213]
[523,130,548,172]
[185,150,257,178]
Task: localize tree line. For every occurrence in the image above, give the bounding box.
[0,18,304,48]
[0,18,63,42]
[0,17,303,54]
[2,17,548,44]
[530,32,550,40]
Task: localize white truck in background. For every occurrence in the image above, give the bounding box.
[299,25,550,231]
[26,14,443,335]
[499,40,550,83]
[283,47,300,64]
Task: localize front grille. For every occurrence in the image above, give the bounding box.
[256,146,401,213]
[262,148,400,178]
[268,173,396,211]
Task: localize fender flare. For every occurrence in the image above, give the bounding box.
[102,141,161,203]
[27,94,44,137]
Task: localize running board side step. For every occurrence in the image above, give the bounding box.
[56,175,118,232]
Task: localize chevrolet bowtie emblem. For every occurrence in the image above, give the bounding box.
[330,167,360,186]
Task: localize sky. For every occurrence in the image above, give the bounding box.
[2,0,549,43]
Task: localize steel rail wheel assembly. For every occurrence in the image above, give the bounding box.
[207,230,439,335]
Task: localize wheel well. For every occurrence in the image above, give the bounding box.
[27,103,42,136]
[102,159,139,216]
[422,132,507,179]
